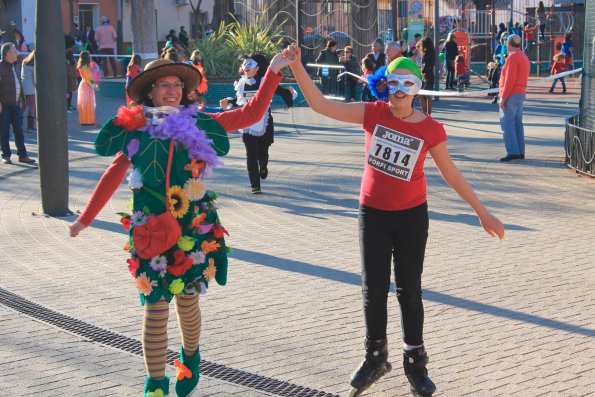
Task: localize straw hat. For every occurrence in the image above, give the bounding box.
[127,59,202,103]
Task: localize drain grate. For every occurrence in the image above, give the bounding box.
[0,286,338,397]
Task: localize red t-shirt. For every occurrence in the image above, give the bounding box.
[361,101,447,211]
[455,62,468,76]
[551,61,566,75]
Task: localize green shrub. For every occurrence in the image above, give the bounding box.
[188,7,289,80]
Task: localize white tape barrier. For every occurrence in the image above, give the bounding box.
[337,68,583,97]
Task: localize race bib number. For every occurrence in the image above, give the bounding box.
[367,125,424,181]
[242,91,256,101]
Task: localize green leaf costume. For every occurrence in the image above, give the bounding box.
[95,109,230,305]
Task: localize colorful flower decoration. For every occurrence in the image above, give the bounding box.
[167,250,193,277]
[167,185,190,219]
[189,251,205,265]
[127,167,143,190]
[177,236,196,252]
[146,389,167,397]
[191,213,207,229]
[126,258,140,277]
[120,217,131,231]
[130,210,148,226]
[149,255,168,272]
[135,273,157,296]
[368,65,389,101]
[212,225,229,238]
[174,359,192,380]
[113,105,146,131]
[201,240,220,255]
[184,178,206,201]
[127,138,140,158]
[202,258,216,281]
[196,224,214,235]
[169,278,185,295]
[183,159,205,178]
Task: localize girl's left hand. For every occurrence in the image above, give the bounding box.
[479,212,505,240]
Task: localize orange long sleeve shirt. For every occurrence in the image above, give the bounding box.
[499,48,530,102]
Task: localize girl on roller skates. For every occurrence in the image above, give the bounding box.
[285,43,505,396]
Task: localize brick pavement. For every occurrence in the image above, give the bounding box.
[0,77,593,396]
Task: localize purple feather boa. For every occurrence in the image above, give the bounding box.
[140,106,222,176]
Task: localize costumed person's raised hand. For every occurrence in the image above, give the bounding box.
[269,48,295,74]
[70,221,87,237]
[287,43,302,67]
[479,212,505,240]
[219,98,228,109]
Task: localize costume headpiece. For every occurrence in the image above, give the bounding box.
[127,59,202,103]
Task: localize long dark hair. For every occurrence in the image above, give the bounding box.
[239,53,269,79]
[537,1,545,12]
[421,37,436,67]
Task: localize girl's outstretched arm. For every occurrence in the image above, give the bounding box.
[287,43,365,124]
[430,142,505,239]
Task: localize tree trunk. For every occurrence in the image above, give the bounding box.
[351,0,378,61]
[130,0,158,60]
[212,0,231,27]
[35,0,70,216]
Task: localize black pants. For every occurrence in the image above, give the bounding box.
[344,78,357,101]
[358,203,428,345]
[242,132,270,189]
[446,61,455,89]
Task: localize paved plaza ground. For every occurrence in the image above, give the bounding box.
[0,77,593,396]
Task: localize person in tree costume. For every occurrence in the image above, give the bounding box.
[70,51,295,397]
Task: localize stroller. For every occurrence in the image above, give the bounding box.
[456,73,470,92]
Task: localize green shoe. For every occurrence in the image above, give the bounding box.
[174,346,201,397]
[144,376,170,397]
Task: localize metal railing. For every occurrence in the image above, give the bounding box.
[305,63,347,100]
[565,114,595,177]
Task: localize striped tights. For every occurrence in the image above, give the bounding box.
[142,294,201,378]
